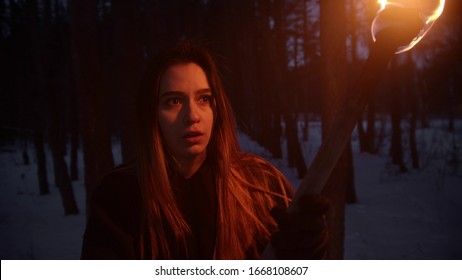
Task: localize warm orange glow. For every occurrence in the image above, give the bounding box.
[378,0,387,10]
[372,0,445,53]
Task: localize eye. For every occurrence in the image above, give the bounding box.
[199,95,212,104]
[166,97,181,106]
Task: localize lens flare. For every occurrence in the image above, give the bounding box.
[371,0,445,53]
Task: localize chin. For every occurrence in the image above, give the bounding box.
[182,146,207,158]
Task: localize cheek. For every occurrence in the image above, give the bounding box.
[158,111,176,137]
[159,107,180,123]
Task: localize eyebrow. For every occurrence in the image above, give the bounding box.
[160,88,212,98]
[196,88,212,95]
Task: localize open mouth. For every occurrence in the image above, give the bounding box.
[182,131,203,139]
[182,131,204,143]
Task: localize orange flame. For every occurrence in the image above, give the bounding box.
[372,0,445,53]
[378,0,387,10]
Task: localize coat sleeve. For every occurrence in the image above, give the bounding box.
[80,171,143,259]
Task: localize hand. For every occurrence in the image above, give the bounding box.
[270,194,330,259]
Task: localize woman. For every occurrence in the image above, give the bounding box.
[81,42,329,259]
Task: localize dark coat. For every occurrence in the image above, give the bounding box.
[81,160,290,259]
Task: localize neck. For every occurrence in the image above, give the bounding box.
[172,152,207,179]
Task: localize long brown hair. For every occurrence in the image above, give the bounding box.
[137,42,293,259]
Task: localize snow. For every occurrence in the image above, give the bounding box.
[1,120,461,259]
[345,153,462,259]
[0,150,86,259]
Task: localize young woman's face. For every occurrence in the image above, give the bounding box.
[158,63,214,161]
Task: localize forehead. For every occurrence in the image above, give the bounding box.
[160,63,209,92]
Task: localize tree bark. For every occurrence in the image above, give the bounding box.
[302,112,309,142]
[43,0,79,215]
[34,129,50,195]
[234,0,259,136]
[112,0,144,163]
[25,0,51,196]
[404,53,419,169]
[357,115,367,152]
[350,0,367,153]
[284,113,307,178]
[390,58,407,172]
[419,79,430,128]
[364,102,377,153]
[345,143,357,204]
[361,0,381,154]
[70,86,79,181]
[345,0,358,204]
[69,0,114,216]
[48,88,79,215]
[320,0,353,259]
[253,0,284,159]
[447,79,455,133]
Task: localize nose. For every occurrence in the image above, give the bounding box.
[183,100,200,125]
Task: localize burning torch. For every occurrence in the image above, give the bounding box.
[262,0,445,259]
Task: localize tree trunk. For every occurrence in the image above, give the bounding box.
[404,53,419,169]
[357,115,367,152]
[26,0,51,196]
[112,0,144,163]
[48,88,79,215]
[43,0,79,215]
[34,129,50,195]
[364,102,377,153]
[350,0,366,154]
[271,113,283,159]
[253,0,284,160]
[320,0,353,259]
[390,58,407,172]
[284,113,307,178]
[302,112,309,142]
[419,79,430,128]
[345,143,357,204]
[22,140,30,165]
[70,85,79,181]
[362,0,380,154]
[69,0,114,216]
[447,79,455,133]
[409,110,419,169]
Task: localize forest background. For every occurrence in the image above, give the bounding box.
[1,0,461,259]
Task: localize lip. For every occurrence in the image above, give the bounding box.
[182,131,204,143]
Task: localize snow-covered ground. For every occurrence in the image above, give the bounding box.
[1,120,461,259]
